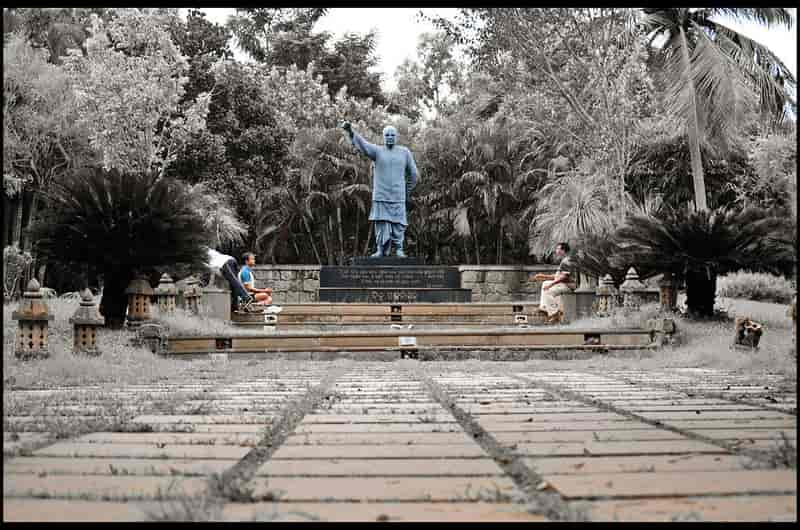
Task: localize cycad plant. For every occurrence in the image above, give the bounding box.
[29,167,211,327]
[612,206,794,316]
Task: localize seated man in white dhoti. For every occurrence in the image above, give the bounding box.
[532,242,577,323]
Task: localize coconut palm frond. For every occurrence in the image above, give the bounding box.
[702,7,794,29]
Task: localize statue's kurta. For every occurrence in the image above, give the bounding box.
[351,131,418,226]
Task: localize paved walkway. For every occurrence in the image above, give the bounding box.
[3,363,796,521]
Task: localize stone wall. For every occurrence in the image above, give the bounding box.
[251,265,320,304]
[251,264,559,304]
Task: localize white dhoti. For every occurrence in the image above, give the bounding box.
[539,281,573,316]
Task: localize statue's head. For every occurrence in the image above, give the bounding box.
[383,125,397,148]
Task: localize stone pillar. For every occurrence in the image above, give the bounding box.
[203,271,231,321]
[11,279,54,360]
[154,273,177,314]
[125,275,154,329]
[594,274,619,316]
[69,289,105,355]
[619,267,647,311]
[182,275,202,315]
[658,271,677,312]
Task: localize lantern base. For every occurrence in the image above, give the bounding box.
[15,348,50,361]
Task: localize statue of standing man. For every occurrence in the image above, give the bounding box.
[341,121,419,258]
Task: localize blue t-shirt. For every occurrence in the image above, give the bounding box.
[238,265,254,288]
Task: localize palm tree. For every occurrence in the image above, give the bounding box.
[639,8,796,212]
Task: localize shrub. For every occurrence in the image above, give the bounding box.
[717,270,795,304]
[3,245,33,301]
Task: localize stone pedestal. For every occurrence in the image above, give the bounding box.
[203,286,231,321]
[320,257,471,303]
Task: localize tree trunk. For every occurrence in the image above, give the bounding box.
[678,25,709,212]
[320,219,332,265]
[354,207,360,258]
[22,191,39,253]
[11,196,23,248]
[363,223,373,256]
[472,224,481,265]
[300,215,323,265]
[99,267,135,329]
[336,205,344,265]
[685,267,716,317]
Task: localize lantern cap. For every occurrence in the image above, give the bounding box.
[70,289,105,326]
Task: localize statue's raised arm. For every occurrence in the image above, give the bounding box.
[340,120,378,161]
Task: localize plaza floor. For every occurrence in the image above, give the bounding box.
[3,361,796,521]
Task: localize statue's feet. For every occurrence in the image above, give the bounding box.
[396,248,407,258]
[370,251,384,258]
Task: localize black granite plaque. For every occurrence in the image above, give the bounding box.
[350,256,424,266]
[320,266,460,289]
[318,288,472,303]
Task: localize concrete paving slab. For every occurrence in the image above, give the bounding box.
[75,432,260,446]
[256,458,504,476]
[662,419,796,429]
[514,440,727,456]
[284,432,475,445]
[271,444,489,459]
[476,421,660,432]
[525,454,753,475]
[246,476,520,502]
[584,495,797,522]
[3,457,238,476]
[294,424,463,433]
[220,501,548,521]
[32,442,251,460]
[132,415,272,424]
[2,499,163,521]
[493,429,686,443]
[3,474,210,500]
[300,414,455,423]
[475,412,630,423]
[548,470,797,499]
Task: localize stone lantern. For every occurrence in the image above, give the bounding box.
[619,267,647,311]
[594,274,618,316]
[11,278,54,360]
[69,289,105,355]
[658,271,678,312]
[182,275,202,315]
[154,273,177,314]
[125,275,154,328]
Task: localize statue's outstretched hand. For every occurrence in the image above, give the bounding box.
[340,121,354,139]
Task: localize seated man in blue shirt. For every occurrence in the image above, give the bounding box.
[239,252,282,314]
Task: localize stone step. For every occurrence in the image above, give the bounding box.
[318,287,472,304]
[320,265,460,288]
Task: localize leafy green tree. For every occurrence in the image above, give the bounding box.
[29,168,211,327]
[3,33,93,252]
[638,8,796,211]
[62,9,210,175]
[226,8,327,63]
